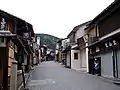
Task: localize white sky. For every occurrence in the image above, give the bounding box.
[0,0,114,38]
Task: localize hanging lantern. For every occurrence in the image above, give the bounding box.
[1,18,6,31]
[105,43,108,48]
[96,46,100,52]
[113,40,117,45]
[109,42,112,46]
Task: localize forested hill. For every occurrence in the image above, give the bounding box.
[36,33,60,51]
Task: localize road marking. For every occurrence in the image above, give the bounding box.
[28,79,56,86]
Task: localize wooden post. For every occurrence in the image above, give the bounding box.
[22,63,25,88]
[3,41,9,90]
[10,60,17,90]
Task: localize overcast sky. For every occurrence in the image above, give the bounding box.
[0,0,114,38]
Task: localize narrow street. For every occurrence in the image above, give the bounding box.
[27,61,120,90]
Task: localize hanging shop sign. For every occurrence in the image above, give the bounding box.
[96,46,100,52]
[0,17,14,35]
[37,37,40,45]
[1,18,6,31]
[104,40,117,48]
[23,32,29,39]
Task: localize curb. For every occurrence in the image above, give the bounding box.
[100,77,120,85]
[18,70,32,90]
[60,63,120,85]
[18,66,37,90]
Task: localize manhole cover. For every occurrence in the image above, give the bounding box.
[28,79,56,86]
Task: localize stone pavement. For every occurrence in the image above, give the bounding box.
[26,61,120,90]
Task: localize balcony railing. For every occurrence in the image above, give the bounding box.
[77,37,84,45]
[88,37,98,45]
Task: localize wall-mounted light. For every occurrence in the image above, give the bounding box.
[105,43,108,48]
[113,40,117,45]
[1,18,6,31]
[96,46,100,52]
[109,42,112,46]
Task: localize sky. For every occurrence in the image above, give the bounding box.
[0,0,114,38]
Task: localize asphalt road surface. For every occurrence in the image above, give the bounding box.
[27,61,120,90]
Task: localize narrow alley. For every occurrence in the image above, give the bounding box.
[27,61,120,90]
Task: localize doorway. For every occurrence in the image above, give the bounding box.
[88,56,95,74]
[0,47,8,90]
[94,57,101,76]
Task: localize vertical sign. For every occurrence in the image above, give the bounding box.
[37,37,40,45]
[1,18,6,31]
[23,32,29,39]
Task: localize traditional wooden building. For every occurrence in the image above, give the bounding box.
[56,39,63,63]
[85,0,120,79]
[0,10,35,90]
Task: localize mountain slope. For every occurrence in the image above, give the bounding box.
[36,33,60,51]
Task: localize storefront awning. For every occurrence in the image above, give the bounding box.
[0,33,16,38]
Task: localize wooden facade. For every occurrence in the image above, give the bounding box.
[0,10,35,90]
[85,0,120,78]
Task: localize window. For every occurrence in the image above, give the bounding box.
[74,53,78,60]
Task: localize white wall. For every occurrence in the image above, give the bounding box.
[80,49,86,68]
[86,43,89,72]
[47,50,50,54]
[62,40,65,48]
[95,52,113,78]
[101,52,113,78]
[71,48,87,71]
[56,43,59,50]
[75,24,87,42]
[61,39,70,50]
[71,50,80,70]
[66,51,70,67]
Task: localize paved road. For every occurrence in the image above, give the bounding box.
[27,61,120,90]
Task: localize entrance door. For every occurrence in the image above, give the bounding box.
[88,57,95,74]
[0,47,7,90]
[0,57,3,90]
[94,57,101,76]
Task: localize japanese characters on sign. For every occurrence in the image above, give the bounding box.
[1,18,6,31]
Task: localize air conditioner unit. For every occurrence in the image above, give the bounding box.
[0,38,6,47]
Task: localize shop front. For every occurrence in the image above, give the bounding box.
[0,16,16,90]
[88,36,120,79]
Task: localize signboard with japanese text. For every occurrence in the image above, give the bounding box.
[37,37,40,45]
[0,17,14,33]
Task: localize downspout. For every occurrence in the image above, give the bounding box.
[86,43,89,72]
[113,47,118,78]
[70,46,71,68]
[112,48,116,77]
[115,49,118,78]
